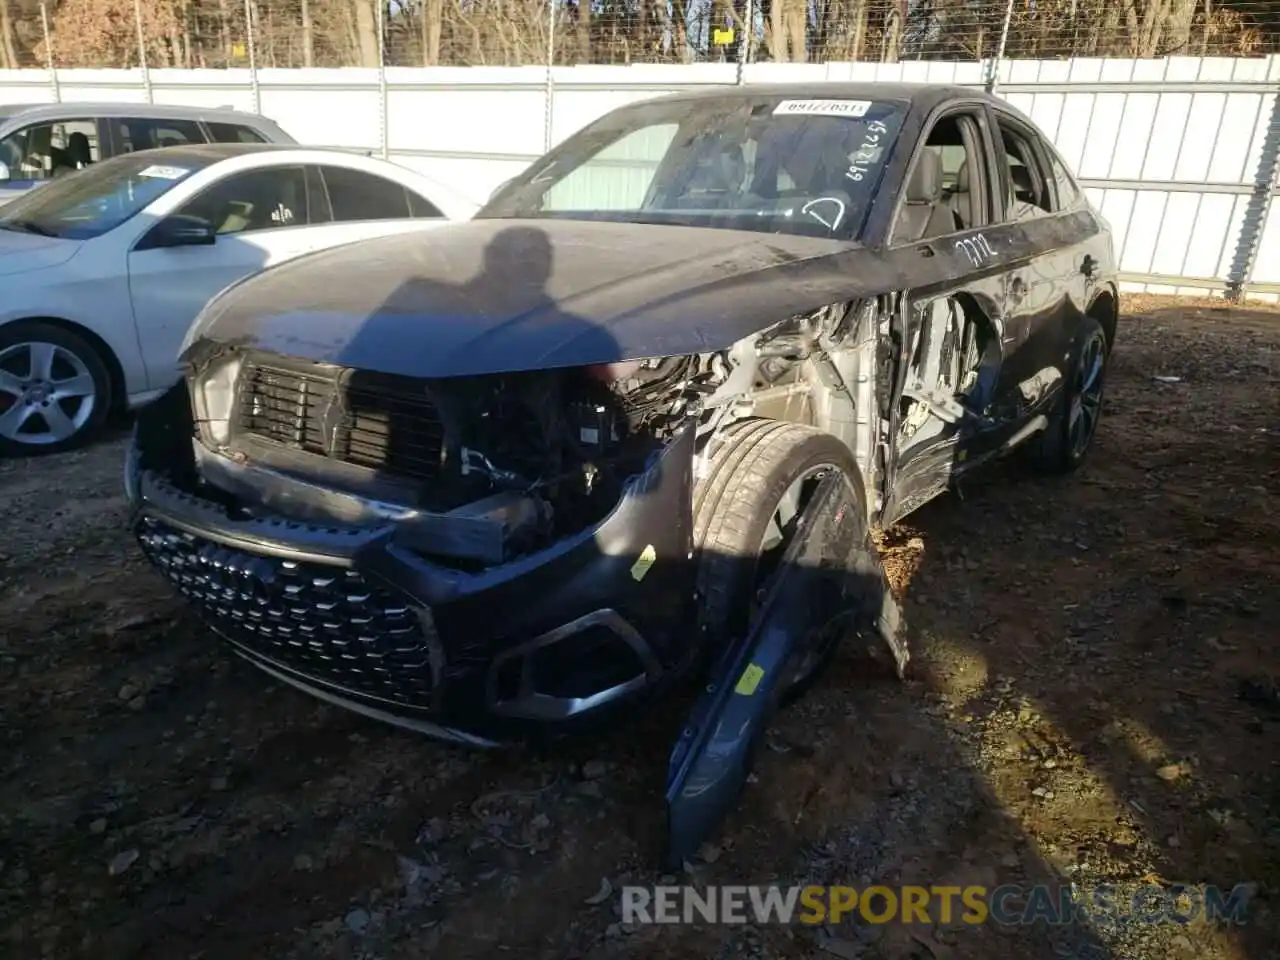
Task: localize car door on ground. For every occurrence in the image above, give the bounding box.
[0,117,105,204]
[127,163,448,388]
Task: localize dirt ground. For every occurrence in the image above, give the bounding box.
[0,295,1276,960]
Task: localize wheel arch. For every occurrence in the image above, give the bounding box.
[0,315,127,413]
[1086,286,1119,351]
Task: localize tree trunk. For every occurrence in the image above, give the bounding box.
[768,0,785,59]
[301,0,314,66]
[0,0,19,69]
[355,0,379,67]
[851,0,867,61]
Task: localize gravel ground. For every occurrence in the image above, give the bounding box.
[0,295,1277,960]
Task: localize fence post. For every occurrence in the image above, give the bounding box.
[133,0,153,103]
[377,0,389,159]
[243,0,261,114]
[1225,66,1280,301]
[986,0,1014,94]
[736,0,753,85]
[38,0,59,103]
[543,0,556,153]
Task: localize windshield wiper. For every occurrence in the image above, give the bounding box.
[0,219,58,237]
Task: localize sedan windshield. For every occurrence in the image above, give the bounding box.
[479,94,908,240]
[0,153,206,240]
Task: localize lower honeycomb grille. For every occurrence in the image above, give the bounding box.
[137,518,440,708]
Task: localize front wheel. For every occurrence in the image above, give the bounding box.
[692,420,871,695]
[1026,314,1108,474]
[0,321,112,456]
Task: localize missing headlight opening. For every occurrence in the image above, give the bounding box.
[140,349,752,566]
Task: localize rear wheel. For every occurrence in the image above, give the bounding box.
[692,420,870,694]
[1026,314,1108,474]
[0,321,112,456]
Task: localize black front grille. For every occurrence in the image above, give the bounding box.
[137,518,440,708]
[236,362,446,483]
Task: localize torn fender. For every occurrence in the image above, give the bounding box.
[663,471,908,869]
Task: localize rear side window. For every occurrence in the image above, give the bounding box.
[407,191,443,218]
[1047,146,1082,207]
[116,118,206,152]
[206,122,269,144]
[320,165,414,221]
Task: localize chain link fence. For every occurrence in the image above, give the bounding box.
[2,0,1279,72]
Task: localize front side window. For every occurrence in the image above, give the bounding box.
[891,112,987,245]
[0,153,203,239]
[116,118,205,153]
[0,119,99,182]
[480,95,909,241]
[176,166,309,235]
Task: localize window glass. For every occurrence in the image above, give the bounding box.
[206,122,268,144]
[321,165,413,221]
[891,113,981,245]
[1047,146,1082,207]
[480,95,910,241]
[116,118,205,153]
[544,124,680,212]
[0,152,201,240]
[407,190,443,218]
[0,119,99,182]
[995,118,1054,221]
[176,166,309,235]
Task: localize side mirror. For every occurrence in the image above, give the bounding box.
[148,213,216,249]
[0,161,10,183]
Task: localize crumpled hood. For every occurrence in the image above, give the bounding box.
[0,229,80,277]
[186,218,895,377]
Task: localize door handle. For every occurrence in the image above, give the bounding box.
[1080,255,1097,278]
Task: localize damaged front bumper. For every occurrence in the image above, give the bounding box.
[127,426,698,746]
[127,414,907,865]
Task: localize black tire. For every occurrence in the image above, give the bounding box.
[1025,314,1109,475]
[0,321,113,457]
[692,419,870,688]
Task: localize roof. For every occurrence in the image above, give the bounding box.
[107,142,371,166]
[0,101,276,124]
[650,81,995,109]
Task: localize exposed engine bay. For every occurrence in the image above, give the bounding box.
[160,299,888,570]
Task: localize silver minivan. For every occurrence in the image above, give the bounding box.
[0,102,295,206]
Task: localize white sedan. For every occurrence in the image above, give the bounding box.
[0,144,476,454]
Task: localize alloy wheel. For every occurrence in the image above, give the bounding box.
[0,340,98,447]
[1068,331,1106,459]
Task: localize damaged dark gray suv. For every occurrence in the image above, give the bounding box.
[126,83,1118,865]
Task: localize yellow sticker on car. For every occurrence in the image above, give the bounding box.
[735,662,765,696]
[630,544,657,581]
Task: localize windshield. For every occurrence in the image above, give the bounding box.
[0,153,205,240]
[479,94,908,240]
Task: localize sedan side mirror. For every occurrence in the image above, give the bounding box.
[146,213,216,249]
[0,161,10,183]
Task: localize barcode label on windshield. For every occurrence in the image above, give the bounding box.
[773,99,872,118]
[138,164,189,180]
